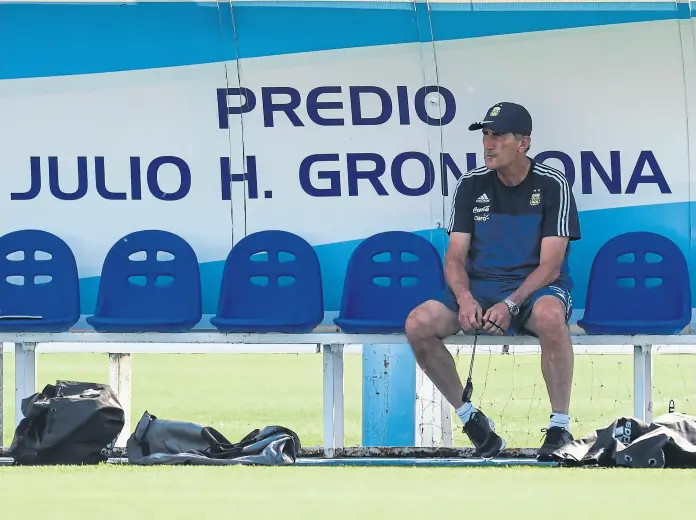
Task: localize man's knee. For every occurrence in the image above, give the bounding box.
[405,302,437,340]
[529,296,568,339]
[405,300,457,344]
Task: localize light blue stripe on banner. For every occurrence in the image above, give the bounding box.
[433,0,679,10]
[426,2,678,41]
[0,1,686,80]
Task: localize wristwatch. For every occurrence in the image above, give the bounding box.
[503,298,520,316]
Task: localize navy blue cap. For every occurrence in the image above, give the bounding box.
[468,102,532,135]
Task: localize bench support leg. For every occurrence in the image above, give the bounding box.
[109,353,132,448]
[322,343,344,458]
[633,344,653,423]
[362,344,417,447]
[15,342,37,428]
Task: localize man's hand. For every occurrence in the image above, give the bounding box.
[482,302,511,336]
[458,292,483,332]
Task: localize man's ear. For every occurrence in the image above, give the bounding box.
[520,135,531,152]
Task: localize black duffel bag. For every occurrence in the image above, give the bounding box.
[126,411,301,466]
[8,380,125,466]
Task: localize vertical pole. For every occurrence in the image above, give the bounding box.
[109,353,132,448]
[15,342,37,428]
[633,344,653,422]
[644,345,653,424]
[322,343,344,457]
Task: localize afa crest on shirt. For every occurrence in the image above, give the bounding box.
[530,189,541,206]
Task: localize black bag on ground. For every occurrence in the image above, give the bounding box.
[127,411,301,466]
[550,412,696,468]
[8,380,125,466]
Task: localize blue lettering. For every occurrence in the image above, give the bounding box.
[581,151,621,195]
[347,153,388,196]
[130,157,142,200]
[95,157,127,200]
[11,157,42,200]
[349,86,392,126]
[49,156,88,201]
[625,151,671,194]
[147,156,191,201]
[440,153,463,196]
[414,86,456,126]
[299,154,341,197]
[535,150,576,187]
[392,152,434,196]
[262,87,303,127]
[13,156,194,201]
[294,149,671,198]
[307,86,344,126]
[397,86,410,125]
[217,84,462,129]
[220,158,231,200]
[466,153,478,172]
[220,156,259,200]
[217,87,256,130]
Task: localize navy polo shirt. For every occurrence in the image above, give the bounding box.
[446,159,581,291]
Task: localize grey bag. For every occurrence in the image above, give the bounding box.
[126,411,301,466]
[551,412,696,468]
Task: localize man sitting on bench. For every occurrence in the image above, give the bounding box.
[405,102,581,461]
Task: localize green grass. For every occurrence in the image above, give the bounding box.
[1,350,695,519]
[2,350,694,448]
[0,465,693,519]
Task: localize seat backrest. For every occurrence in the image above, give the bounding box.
[583,231,691,322]
[217,230,323,320]
[339,231,445,321]
[0,229,80,321]
[94,230,201,320]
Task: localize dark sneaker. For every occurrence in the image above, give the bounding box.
[537,426,574,461]
[463,410,506,459]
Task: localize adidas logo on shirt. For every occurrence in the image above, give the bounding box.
[476,193,490,203]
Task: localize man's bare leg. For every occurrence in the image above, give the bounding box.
[405,300,506,458]
[524,295,574,416]
[404,300,463,408]
[524,295,575,459]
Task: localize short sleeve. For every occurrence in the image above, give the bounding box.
[447,177,474,234]
[542,172,581,240]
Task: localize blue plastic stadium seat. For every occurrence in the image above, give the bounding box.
[210,230,323,333]
[86,230,202,332]
[0,229,80,332]
[334,231,445,333]
[577,231,691,335]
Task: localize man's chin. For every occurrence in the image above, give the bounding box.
[484,157,497,168]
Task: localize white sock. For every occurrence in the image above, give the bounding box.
[455,402,477,425]
[549,413,570,431]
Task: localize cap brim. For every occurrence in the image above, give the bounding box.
[468,120,493,131]
[468,120,525,134]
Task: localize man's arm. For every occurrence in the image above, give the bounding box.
[506,236,568,305]
[507,169,580,306]
[445,175,475,303]
[444,232,473,304]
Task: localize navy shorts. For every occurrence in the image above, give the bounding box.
[435,280,573,336]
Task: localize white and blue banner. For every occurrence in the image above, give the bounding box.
[0,0,694,327]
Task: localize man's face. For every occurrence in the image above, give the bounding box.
[481,128,527,169]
